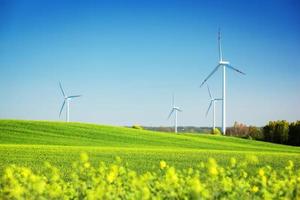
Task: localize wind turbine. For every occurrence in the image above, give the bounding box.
[167,94,182,133]
[206,85,222,131]
[200,29,245,135]
[59,82,81,122]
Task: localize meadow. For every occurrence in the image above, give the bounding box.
[0,120,299,177]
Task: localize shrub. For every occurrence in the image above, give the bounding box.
[226,122,263,140]
[226,122,249,137]
[132,124,143,130]
[0,154,299,199]
[211,128,221,135]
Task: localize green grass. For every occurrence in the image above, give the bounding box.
[0,120,299,176]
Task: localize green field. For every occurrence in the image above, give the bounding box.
[0,120,299,176]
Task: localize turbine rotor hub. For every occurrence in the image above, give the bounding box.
[219,61,229,65]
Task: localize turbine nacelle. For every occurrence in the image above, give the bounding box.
[219,61,230,65]
[173,106,182,111]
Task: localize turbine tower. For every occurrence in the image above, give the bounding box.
[167,94,182,133]
[206,85,222,131]
[59,82,81,122]
[200,30,245,135]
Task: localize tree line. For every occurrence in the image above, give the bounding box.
[226,121,300,146]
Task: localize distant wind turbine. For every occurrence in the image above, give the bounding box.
[206,85,222,131]
[167,94,182,133]
[59,82,81,122]
[200,29,245,135]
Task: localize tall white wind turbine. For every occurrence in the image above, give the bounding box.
[206,85,222,131]
[200,30,245,135]
[167,94,182,133]
[59,82,81,122]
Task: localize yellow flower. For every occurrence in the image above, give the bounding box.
[142,187,150,200]
[160,161,167,169]
[21,168,31,178]
[84,162,90,168]
[107,165,118,183]
[4,167,14,179]
[166,167,178,184]
[208,158,218,176]
[190,178,202,194]
[33,180,46,194]
[11,184,24,199]
[107,172,115,183]
[258,168,264,177]
[80,153,89,162]
[209,167,218,176]
[48,183,62,198]
[252,186,259,193]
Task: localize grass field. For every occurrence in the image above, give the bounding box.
[0,120,299,177]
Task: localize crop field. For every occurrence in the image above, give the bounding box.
[0,120,300,177]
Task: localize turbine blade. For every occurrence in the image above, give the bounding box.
[59,100,65,117]
[68,95,82,99]
[172,93,175,107]
[226,65,246,75]
[218,28,222,62]
[206,101,212,117]
[176,108,183,112]
[167,109,174,120]
[59,82,66,97]
[207,85,212,99]
[200,64,220,87]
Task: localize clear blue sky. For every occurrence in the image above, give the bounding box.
[0,0,299,126]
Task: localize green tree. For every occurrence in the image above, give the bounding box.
[288,121,300,146]
[248,126,263,140]
[275,120,289,144]
[263,121,276,142]
[263,120,289,144]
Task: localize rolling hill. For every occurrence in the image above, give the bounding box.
[0,120,299,176]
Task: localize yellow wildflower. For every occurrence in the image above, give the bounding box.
[208,158,218,176]
[11,184,24,199]
[80,153,89,162]
[166,167,178,184]
[160,161,167,169]
[190,178,202,194]
[252,186,259,193]
[258,168,264,177]
[84,162,91,168]
[107,172,116,183]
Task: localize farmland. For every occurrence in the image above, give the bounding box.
[0,120,300,176]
